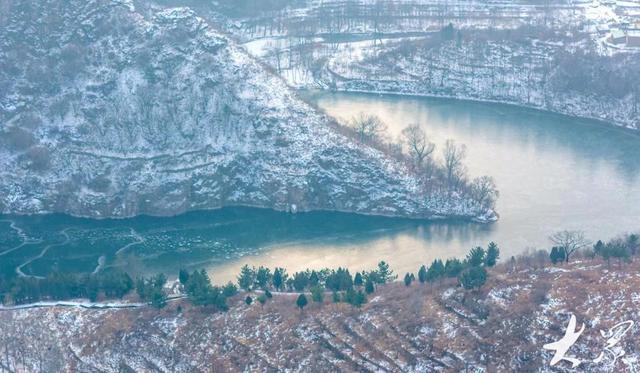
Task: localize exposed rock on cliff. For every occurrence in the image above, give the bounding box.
[0,0,491,220]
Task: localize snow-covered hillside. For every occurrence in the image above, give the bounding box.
[210,0,640,130]
[0,0,492,220]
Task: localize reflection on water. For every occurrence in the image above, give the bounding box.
[0,208,492,283]
[2,92,640,282]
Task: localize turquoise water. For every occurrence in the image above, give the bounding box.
[2,92,640,283]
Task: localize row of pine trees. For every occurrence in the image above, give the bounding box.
[0,243,501,311]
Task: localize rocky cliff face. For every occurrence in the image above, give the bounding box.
[0,0,489,220]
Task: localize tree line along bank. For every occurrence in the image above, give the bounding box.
[1,230,637,311]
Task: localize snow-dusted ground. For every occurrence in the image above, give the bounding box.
[3,258,640,371]
[215,0,640,130]
[0,0,493,221]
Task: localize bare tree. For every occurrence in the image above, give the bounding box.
[549,230,591,263]
[401,124,435,168]
[349,112,388,143]
[470,176,499,209]
[442,139,467,191]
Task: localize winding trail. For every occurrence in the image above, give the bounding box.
[115,228,145,256]
[0,219,43,257]
[15,228,71,279]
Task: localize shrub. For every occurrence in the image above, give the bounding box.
[296,294,308,310]
[311,285,324,303]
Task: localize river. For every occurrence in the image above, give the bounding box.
[2,92,639,282]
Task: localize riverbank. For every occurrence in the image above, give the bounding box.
[2,255,640,371]
[214,1,640,132]
[302,87,640,137]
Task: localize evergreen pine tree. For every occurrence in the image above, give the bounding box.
[354,272,364,287]
[309,271,320,286]
[150,288,167,309]
[593,240,605,257]
[550,247,565,264]
[365,279,375,294]
[222,282,238,297]
[353,290,367,307]
[485,242,500,267]
[376,261,396,283]
[418,265,427,283]
[426,259,445,283]
[444,258,464,277]
[293,272,309,291]
[255,266,272,289]
[628,234,639,255]
[466,247,486,267]
[272,267,286,290]
[458,266,487,290]
[404,273,413,287]
[179,268,189,285]
[238,265,256,291]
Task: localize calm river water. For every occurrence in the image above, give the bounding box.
[2,92,639,282]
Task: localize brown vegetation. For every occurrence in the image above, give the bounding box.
[3,251,640,371]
